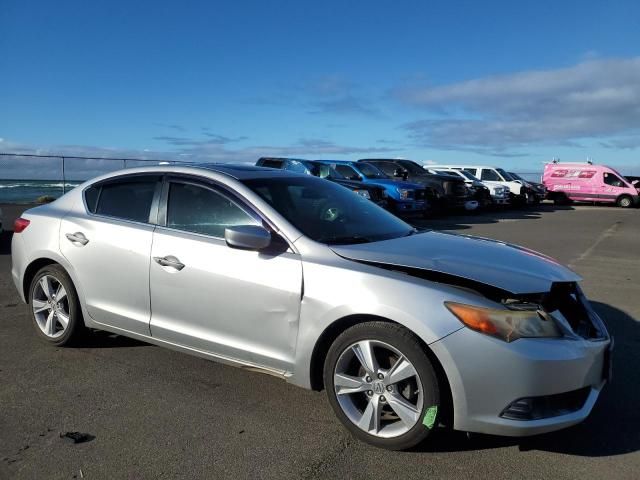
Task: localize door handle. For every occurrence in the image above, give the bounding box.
[153,255,185,271]
[65,232,89,246]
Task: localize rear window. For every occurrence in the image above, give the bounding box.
[259,159,284,169]
[87,176,159,223]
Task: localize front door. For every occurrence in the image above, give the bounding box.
[149,179,303,372]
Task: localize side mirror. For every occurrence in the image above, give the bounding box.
[225,225,271,250]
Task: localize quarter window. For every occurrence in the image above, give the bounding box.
[166,182,258,237]
[91,177,159,222]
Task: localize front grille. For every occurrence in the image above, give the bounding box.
[414,189,426,201]
[500,387,591,420]
[368,188,383,202]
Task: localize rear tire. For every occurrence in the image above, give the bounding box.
[323,321,440,450]
[617,195,633,208]
[553,192,571,206]
[29,264,86,346]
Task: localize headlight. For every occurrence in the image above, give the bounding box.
[396,188,412,200]
[353,189,371,199]
[495,187,504,195]
[445,302,562,342]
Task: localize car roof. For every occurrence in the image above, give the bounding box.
[185,163,303,179]
[92,163,306,182]
[314,159,355,164]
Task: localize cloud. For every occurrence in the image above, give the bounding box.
[394,57,640,153]
[154,123,187,132]
[0,137,399,180]
[309,95,378,116]
[153,133,248,146]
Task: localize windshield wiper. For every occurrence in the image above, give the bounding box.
[319,235,373,245]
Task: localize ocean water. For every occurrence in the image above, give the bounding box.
[0,172,544,204]
[0,180,82,204]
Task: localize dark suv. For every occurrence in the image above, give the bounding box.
[358,159,472,211]
[256,157,387,208]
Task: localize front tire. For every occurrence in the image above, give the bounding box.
[29,264,86,346]
[617,195,633,208]
[323,322,440,450]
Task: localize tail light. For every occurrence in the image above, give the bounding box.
[13,218,30,233]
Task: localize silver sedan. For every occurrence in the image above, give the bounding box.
[11,164,612,450]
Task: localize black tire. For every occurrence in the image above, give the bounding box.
[323,321,440,450]
[29,264,86,346]
[553,192,571,206]
[617,195,633,208]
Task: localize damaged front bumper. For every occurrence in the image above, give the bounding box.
[431,284,612,437]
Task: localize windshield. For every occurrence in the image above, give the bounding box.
[496,168,515,181]
[509,172,524,181]
[242,176,413,244]
[458,170,479,181]
[357,163,390,179]
[396,160,427,175]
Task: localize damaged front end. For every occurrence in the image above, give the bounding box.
[356,259,609,343]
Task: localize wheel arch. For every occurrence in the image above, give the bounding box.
[22,257,60,302]
[616,193,633,207]
[308,314,454,426]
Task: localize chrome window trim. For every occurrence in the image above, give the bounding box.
[158,174,299,254]
[80,173,163,228]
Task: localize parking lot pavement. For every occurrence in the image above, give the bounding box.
[1,204,639,479]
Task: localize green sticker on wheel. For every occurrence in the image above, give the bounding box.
[423,406,438,429]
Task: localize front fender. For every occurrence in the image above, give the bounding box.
[288,258,493,388]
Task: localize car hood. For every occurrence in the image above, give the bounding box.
[372,178,425,190]
[331,231,581,294]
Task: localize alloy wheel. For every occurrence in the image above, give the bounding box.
[333,340,424,438]
[32,275,70,339]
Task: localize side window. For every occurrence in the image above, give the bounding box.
[335,165,358,179]
[481,169,501,181]
[95,177,159,222]
[166,182,258,238]
[603,173,624,187]
[259,159,284,169]
[285,161,309,174]
[375,162,398,176]
[462,168,477,176]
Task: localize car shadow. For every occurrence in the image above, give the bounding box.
[0,231,11,255]
[411,203,575,231]
[411,301,639,457]
[77,330,150,348]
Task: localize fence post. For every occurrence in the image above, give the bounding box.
[61,156,66,195]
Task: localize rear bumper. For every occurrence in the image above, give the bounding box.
[10,233,27,303]
[430,327,611,436]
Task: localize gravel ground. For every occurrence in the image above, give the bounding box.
[0,203,638,479]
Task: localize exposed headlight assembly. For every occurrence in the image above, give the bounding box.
[445,302,562,342]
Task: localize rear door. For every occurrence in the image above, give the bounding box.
[149,177,303,372]
[60,175,162,335]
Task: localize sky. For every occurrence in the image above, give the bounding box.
[1,0,640,178]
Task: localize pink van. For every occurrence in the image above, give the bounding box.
[543,162,640,208]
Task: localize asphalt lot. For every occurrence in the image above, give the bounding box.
[1,203,639,479]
